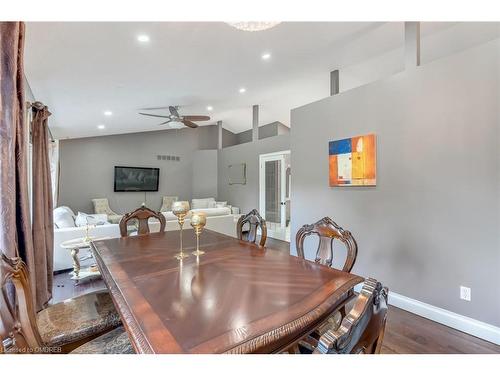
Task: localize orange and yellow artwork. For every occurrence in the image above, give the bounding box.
[329,134,376,186]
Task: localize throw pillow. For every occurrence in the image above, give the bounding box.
[53,206,76,228]
[192,198,216,209]
[215,201,227,208]
[75,212,109,227]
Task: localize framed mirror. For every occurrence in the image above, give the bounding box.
[228,163,246,185]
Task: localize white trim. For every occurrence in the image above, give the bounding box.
[259,150,290,228]
[354,284,500,345]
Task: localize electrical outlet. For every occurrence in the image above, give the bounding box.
[460,286,471,301]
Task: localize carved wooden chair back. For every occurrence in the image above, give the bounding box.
[314,278,388,354]
[119,206,166,237]
[296,217,357,272]
[0,253,44,353]
[236,209,267,247]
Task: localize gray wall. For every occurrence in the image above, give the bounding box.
[229,122,291,146]
[192,149,218,198]
[218,134,290,214]
[290,39,500,326]
[59,126,218,213]
[222,128,239,148]
[197,125,219,150]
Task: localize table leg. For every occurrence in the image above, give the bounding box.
[71,248,80,279]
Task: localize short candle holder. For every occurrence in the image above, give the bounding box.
[190,212,207,257]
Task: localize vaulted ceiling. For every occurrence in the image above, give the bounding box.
[24,22,499,139]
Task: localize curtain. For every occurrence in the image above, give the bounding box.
[0,22,53,311]
[31,105,54,307]
[0,22,37,303]
[49,139,59,206]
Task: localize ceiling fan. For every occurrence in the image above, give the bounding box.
[138,106,210,129]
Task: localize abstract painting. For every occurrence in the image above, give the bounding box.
[329,134,376,186]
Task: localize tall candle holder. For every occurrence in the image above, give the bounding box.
[190,212,207,256]
[172,201,191,260]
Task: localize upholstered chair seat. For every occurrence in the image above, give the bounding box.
[36,290,121,348]
[70,326,134,354]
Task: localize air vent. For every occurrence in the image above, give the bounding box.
[156,155,181,162]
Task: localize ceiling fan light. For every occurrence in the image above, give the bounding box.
[169,121,184,129]
[227,22,281,32]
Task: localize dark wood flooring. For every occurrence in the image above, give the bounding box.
[52,236,500,354]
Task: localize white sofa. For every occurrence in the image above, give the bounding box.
[161,207,232,221]
[53,199,237,271]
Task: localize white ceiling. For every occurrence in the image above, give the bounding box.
[24,22,499,139]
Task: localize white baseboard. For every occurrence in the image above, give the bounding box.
[354,284,500,345]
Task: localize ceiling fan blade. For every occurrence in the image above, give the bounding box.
[159,120,172,125]
[139,112,170,118]
[138,106,171,111]
[169,106,180,118]
[183,115,210,121]
[182,119,198,128]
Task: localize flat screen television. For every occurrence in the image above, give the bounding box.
[114,166,160,192]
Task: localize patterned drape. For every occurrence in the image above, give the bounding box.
[0,22,51,311]
[31,105,54,307]
[0,21,35,278]
[49,140,59,205]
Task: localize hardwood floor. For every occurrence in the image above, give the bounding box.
[381,306,500,354]
[51,236,500,354]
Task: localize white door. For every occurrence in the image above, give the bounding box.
[259,151,290,229]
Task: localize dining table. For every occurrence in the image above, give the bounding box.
[90,229,364,354]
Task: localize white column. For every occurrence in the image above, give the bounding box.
[330,70,339,95]
[405,22,421,69]
[217,120,222,150]
[252,105,259,142]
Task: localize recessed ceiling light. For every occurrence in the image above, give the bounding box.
[239,88,246,94]
[137,34,150,43]
[104,110,113,116]
[97,124,105,130]
[261,53,271,60]
[206,106,213,111]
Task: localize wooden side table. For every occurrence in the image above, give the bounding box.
[60,236,109,284]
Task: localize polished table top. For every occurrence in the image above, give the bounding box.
[91,229,363,353]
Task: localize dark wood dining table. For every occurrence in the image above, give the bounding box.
[91,229,363,354]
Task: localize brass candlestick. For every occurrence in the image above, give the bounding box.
[84,217,96,243]
[190,212,206,256]
[172,201,191,260]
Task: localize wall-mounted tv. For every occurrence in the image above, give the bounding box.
[114,166,160,192]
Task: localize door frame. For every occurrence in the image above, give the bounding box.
[259,150,291,229]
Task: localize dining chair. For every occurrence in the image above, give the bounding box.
[236,209,267,247]
[119,205,166,237]
[295,217,358,335]
[286,278,388,355]
[306,278,388,354]
[295,217,358,272]
[0,253,132,354]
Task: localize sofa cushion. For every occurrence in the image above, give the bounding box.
[53,206,76,228]
[191,197,216,209]
[191,207,231,217]
[74,212,109,227]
